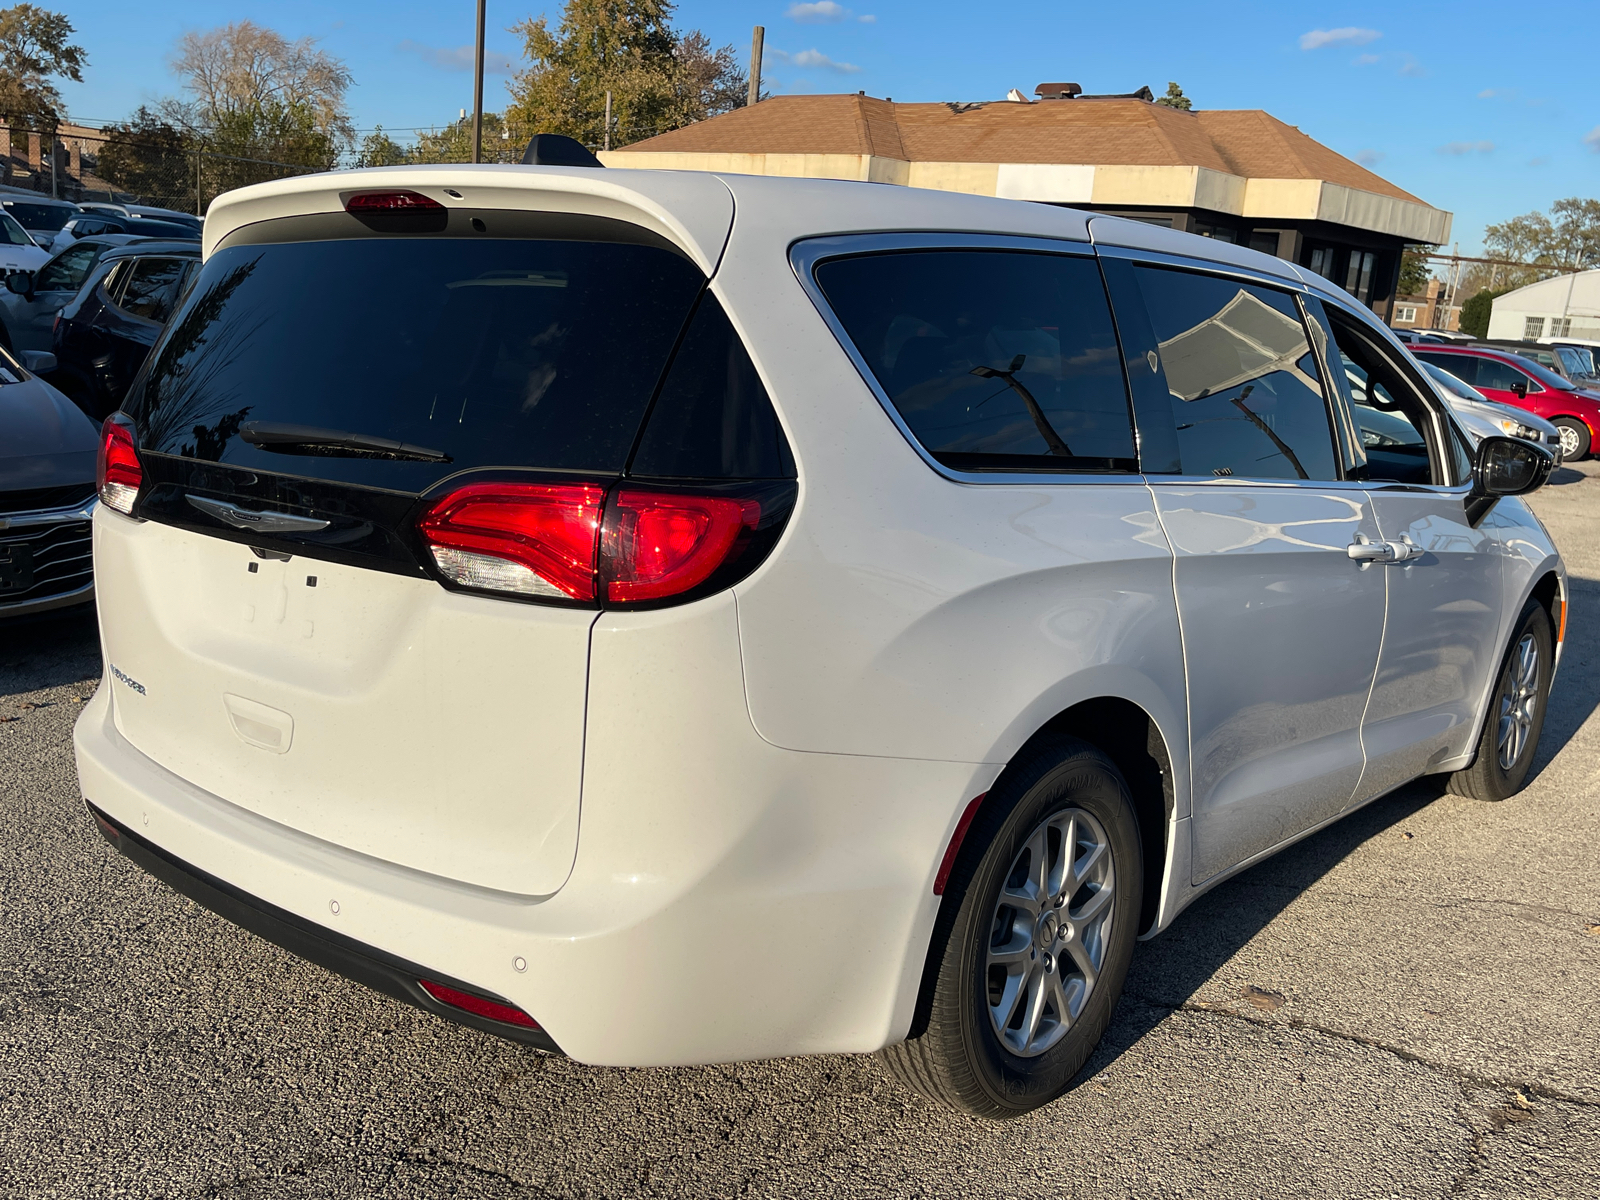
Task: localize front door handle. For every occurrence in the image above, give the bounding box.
[1348,534,1421,564]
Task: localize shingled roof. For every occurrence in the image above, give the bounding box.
[603,94,1449,243]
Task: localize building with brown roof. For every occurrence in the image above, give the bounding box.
[603,91,1452,322]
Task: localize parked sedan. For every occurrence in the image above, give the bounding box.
[53,240,201,419]
[0,209,51,273]
[1420,361,1565,462]
[0,234,141,351]
[0,345,97,619]
[1414,344,1600,460]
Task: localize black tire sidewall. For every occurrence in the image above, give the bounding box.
[951,747,1142,1114]
[1483,600,1554,796]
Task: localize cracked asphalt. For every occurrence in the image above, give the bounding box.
[3,467,1599,1200]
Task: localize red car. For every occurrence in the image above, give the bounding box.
[1414,345,1600,460]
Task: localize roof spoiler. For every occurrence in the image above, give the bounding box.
[521,134,605,168]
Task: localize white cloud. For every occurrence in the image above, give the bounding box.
[1353,53,1380,65]
[1477,88,1501,98]
[767,47,860,73]
[858,13,876,21]
[788,1,849,21]
[1437,140,1495,155]
[1398,56,1426,78]
[399,40,515,74]
[1585,127,1600,153]
[1299,27,1380,50]
[1354,149,1385,166]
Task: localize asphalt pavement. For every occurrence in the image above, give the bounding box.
[3,467,1598,1199]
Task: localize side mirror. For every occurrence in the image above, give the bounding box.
[1509,379,1529,398]
[5,270,32,297]
[21,350,55,373]
[1466,435,1554,524]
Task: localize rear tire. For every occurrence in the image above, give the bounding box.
[1449,598,1553,801]
[878,739,1142,1118]
[1553,417,1589,461]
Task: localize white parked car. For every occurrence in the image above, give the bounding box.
[76,166,1563,1118]
[0,209,50,273]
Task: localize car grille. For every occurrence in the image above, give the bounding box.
[0,517,93,606]
[0,482,97,515]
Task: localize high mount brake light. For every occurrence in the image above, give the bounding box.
[96,416,142,515]
[602,489,760,603]
[417,483,765,605]
[344,190,444,213]
[418,482,606,601]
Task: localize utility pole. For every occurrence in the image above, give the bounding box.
[49,134,56,198]
[748,26,763,108]
[603,90,612,153]
[471,0,486,163]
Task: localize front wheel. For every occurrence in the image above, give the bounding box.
[1449,598,1554,801]
[878,740,1142,1118]
[1553,417,1589,461]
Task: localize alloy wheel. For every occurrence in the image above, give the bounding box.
[1496,632,1540,770]
[984,807,1115,1058]
[1559,424,1583,458]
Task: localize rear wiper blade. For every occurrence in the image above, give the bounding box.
[239,421,451,463]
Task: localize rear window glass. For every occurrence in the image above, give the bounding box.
[813,249,1137,472]
[126,234,706,491]
[3,202,72,231]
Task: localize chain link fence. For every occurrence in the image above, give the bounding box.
[5,122,321,215]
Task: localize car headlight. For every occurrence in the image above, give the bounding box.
[1495,417,1541,440]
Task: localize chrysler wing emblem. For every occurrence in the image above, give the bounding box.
[187,495,331,534]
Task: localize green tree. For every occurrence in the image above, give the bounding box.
[1153,81,1191,111]
[354,126,411,168]
[505,0,747,150]
[0,4,84,129]
[95,106,196,211]
[1458,288,1510,339]
[1398,245,1432,296]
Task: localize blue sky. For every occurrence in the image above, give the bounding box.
[59,0,1599,253]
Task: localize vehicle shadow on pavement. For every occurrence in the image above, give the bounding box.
[1086,569,1599,1084]
[1531,573,1600,783]
[0,609,102,697]
[1087,775,1444,1081]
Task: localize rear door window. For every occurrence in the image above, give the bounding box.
[126,230,708,492]
[1131,265,1337,481]
[1414,352,1475,386]
[117,257,189,322]
[813,249,1137,472]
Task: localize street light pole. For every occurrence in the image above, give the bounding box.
[748,26,763,108]
[471,0,486,163]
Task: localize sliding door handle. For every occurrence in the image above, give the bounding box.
[1348,534,1395,563]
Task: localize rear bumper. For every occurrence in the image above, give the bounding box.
[86,798,560,1053]
[75,592,995,1065]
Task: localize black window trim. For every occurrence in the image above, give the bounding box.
[791,231,1149,487]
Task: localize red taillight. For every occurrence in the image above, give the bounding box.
[344,190,444,213]
[418,482,606,601]
[418,979,540,1029]
[419,482,764,605]
[96,416,142,515]
[602,489,760,603]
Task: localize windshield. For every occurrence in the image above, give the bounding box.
[1515,356,1574,390]
[0,211,34,247]
[1422,361,1488,403]
[125,230,708,492]
[3,202,74,231]
[1556,346,1595,376]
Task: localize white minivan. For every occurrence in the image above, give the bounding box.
[76,165,1563,1118]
